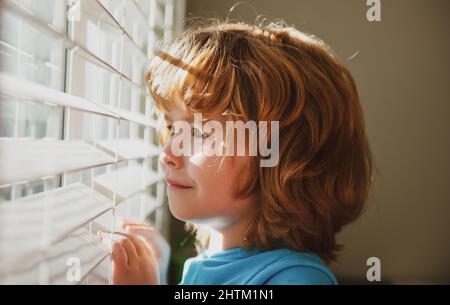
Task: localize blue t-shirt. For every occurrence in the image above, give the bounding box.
[179,247,338,285]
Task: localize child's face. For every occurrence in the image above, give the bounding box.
[159,105,256,230]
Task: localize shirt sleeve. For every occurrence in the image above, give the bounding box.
[263,266,337,285]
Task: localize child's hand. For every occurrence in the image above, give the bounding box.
[107,232,160,285]
[121,219,171,284]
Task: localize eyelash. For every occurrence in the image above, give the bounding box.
[166,125,211,139]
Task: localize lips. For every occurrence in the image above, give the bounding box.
[165,178,193,189]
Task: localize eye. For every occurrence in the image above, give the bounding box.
[166,125,175,137]
[191,127,211,139]
[166,124,211,139]
[191,127,202,138]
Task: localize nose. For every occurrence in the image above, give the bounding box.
[159,141,183,169]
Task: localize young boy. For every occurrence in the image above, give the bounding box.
[107,20,372,285]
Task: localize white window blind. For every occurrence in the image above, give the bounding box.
[0,0,185,284]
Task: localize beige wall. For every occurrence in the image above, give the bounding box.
[186,0,450,284]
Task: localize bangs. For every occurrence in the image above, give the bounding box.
[144,27,247,120]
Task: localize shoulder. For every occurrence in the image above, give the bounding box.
[258,249,338,285]
[264,265,337,285]
[180,254,204,281]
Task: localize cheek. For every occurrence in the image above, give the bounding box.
[190,155,237,206]
[168,155,251,222]
[167,155,239,221]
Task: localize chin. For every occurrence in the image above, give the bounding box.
[167,199,197,221]
[167,199,222,227]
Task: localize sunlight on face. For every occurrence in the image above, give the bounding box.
[158,105,256,231]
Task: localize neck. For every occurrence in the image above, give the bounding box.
[206,215,251,255]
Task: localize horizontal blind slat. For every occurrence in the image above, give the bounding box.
[0,73,159,128]
[102,104,160,129]
[92,193,162,233]
[0,73,116,118]
[0,139,116,186]
[0,227,110,284]
[2,0,149,92]
[93,163,163,203]
[96,138,161,160]
[0,0,177,284]
[94,0,149,57]
[0,184,113,273]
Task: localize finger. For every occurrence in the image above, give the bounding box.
[112,242,128,267]
[126,226,156,235]
[146,244,161,260]
[126,228,160,250]
[117,234,140,259]
[126,227,159,249]
[122,220,154,230]
[127,227,166,252]
[121,218,147,226]
[115,232,150,257]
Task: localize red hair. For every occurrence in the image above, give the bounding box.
[145,21,373,263]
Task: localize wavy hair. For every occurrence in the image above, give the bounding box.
[145,20,373,263]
